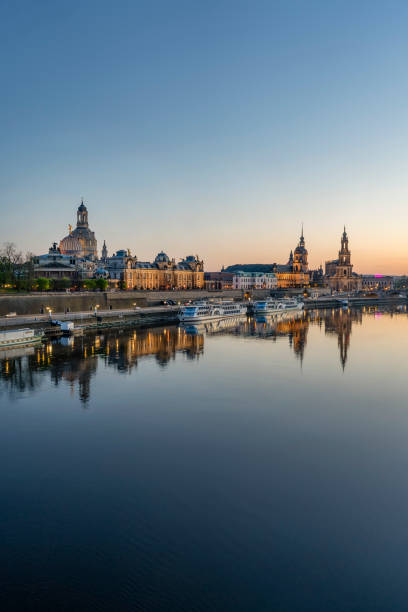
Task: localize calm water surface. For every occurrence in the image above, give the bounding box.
[1,307,408,611]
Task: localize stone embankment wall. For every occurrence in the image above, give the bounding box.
[0,289,271,317]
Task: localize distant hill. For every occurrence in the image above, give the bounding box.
[224,264,276,273]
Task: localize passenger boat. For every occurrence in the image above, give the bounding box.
[178,300,247,323]
[253,297,304,315]
[0,328,44,349]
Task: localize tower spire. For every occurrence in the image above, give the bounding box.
[299,223,305,247]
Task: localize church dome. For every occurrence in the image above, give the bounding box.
[59,234,83,256]
[294,244,307,255]
[155,251,170,263]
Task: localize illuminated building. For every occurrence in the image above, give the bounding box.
[107,250,204,290]
[59,200,98,260]
[224,227,310,288]
[325,227,361,292]
[274,227,310,288]
[361,275,394,291]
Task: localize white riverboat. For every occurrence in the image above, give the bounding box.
[178,300,247,323]
[253,297,304,315]
[0,328,44,349]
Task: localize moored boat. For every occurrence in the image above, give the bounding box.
[178,300,247,323]
[0,328,44,349]
[253,297,304,315]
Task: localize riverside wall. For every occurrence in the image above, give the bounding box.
[0,289,270,317]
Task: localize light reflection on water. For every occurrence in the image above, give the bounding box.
[1,305,408,611]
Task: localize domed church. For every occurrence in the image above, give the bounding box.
[60,200,98,260]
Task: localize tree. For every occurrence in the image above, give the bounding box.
[83,278,97,291]
[36,277,50,291]
[0,242,23,288]
[51,277,71,291]
[19,252,37,291]
[1,242,23,266]
[96,277,108,291]
[119,279,127,291]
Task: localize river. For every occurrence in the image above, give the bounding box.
[1,306,407,611]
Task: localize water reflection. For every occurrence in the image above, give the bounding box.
[0,305,406,403]
[0,327,204,405]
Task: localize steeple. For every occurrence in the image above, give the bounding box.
[101,240,108,261]
[340,226,349,253]
[299,223,305,247]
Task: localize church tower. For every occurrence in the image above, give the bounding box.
[101,240,108,262]
[326,226,361,292]
[293,225,308,273]
[337,227,352,278]
[339,226,351,266]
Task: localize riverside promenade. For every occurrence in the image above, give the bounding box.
[0,305,180,330]
[0,293,405,330]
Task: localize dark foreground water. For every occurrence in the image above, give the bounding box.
[1,306,408,611]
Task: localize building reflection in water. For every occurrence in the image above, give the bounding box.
[323,308,362,370]
[0,327,204,405]
[191,313,310,364]
[0,305,405,403]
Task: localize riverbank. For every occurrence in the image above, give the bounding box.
[0,289,263,317]
[0,306,179,331]
[1,295,406,331]
[303,295,407,309]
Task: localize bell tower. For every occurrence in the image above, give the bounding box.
[339,226,351,266]
[293,225,308,273]
[77,198,88,227]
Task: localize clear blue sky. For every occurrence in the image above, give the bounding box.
[1,0,408,272]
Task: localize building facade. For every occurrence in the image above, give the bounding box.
[361,275,394,291]
[232,271,277,290]
[106,250,204,290]
[325,227,361,292]
[34,243,97,280]
[204,272,234,290]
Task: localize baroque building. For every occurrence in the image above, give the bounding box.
[34,243,97,280]
[60,200,98,260]
[106,250,204,290]
[274,227,310,288]
[325,227,361,292]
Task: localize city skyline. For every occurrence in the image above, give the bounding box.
[4,201,407,276]
[2,2,408,273]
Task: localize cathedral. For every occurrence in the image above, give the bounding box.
[325,227,361,292]
[59,200,98,260]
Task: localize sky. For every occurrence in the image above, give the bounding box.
[1,0,408,273]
